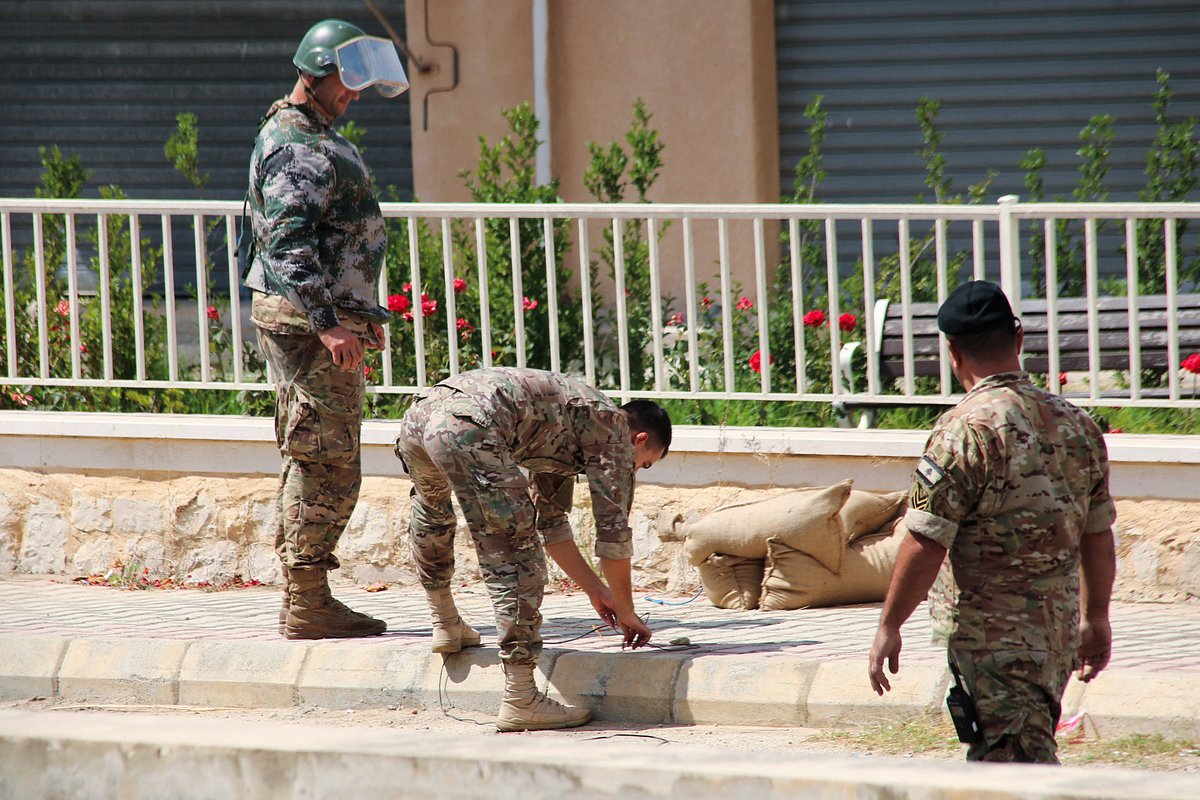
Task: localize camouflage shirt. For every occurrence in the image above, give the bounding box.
[431,368,637,561]
[904,371,1116,652]
[243,98,390,332]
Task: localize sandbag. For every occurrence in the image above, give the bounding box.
[841,490,906,544]
[696,554,765,610]
[683,481,852,573]
[759,517,906,611]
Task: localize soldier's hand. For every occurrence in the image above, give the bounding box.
[588,586,619,631]
[318,325,365,371]
[1077,616,1112,682]
[868,625,902,695]
[616,609,651,650]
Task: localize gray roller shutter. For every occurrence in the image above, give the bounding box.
[776,0,1200,204]
[0,1,413,295]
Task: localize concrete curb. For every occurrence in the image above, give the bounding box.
[2,708,1198,800]
[2,632,1194,739]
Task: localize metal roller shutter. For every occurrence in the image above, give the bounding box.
[776,0,1200,204]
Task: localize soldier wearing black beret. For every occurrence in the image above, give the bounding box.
[869,280,1117,764]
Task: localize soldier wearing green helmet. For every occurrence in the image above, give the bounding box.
[244,19,407,640]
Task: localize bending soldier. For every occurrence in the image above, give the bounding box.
[395,367,671,731]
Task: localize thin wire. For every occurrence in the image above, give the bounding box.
[581,733,670,744]
[642,587,704,607]
[437,656,494,727]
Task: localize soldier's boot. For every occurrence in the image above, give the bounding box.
[426,586,482,653]
[283,567,386,640]
[496,662,591,732]
[278,583,289,637]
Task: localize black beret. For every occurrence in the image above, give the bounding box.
[937,280,1018,335]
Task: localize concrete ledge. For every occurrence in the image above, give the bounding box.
[673,656,817,726]
[0,636,67,701]
[1071,671,1200,739]
[3,410,1198,497]
[178,640,308,708]
[806,661,949,727]
[297,640,430,710]
[2,708,1198,800]
[57,637,187,705]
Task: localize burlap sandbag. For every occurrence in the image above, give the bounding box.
[841,490,906,544]
[696,554,765,610]
[759,517,906,611]
[683,481,852,573]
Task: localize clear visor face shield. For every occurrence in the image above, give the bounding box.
[333,36,409,98]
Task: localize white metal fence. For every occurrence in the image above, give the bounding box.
[3,196,1200,416]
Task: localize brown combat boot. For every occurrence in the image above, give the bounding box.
[283,567,386,640]
[496,662,591,732]
[426,586,482,653]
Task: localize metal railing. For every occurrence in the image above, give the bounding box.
[3,196,1200,412]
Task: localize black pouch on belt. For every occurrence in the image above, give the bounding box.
[946,658,983,744]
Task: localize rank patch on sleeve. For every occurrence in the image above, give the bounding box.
[908,481,931,511]
[915,455,947,490]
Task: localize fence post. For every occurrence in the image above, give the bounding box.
[997,195,1021,300]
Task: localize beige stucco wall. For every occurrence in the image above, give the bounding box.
[403,0,780,300]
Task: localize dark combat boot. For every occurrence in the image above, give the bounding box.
[283,567,386,640]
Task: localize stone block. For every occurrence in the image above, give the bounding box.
[70,493,113,533]
[806,660,948,727]
[298,641,429,710]
[549,650,682,723]
[418,647,504,715]
[0,635,68,700]
[674,655,816,726]
[1075,671,1200,739]
[114,498,164,537]
[20,499,68,574]
[57,637,187,704]
[178,640,308,708]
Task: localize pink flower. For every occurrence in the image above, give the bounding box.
[802,309,827,328]
[206,305,219,321]
[79,343,87,354]
[1058,372,1068,387]
[1182,353,1200,375]
[453,278,467,293]
[402,282,412,293]
[421,294,437,317]
[748,350,774,373]
[700,296,712,308]
[838,313,856,333]
[387,294,411,313]
[456,317,474,338]
[523,296,539,312]
[735,296,753,311]
[363,365,374,379]
[9,392,32,407]
[402,311,414,322]
[669,311,684,326]
[55,300,71,318]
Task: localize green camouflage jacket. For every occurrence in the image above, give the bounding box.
[434,368,637,560]
[244,98,389,332]
[904,371,1117,652]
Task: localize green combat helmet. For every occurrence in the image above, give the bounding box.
[293,18,409,97]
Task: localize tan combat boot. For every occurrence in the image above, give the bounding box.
[283,567,386,640]
[426,586,482,653]
[496,662,591,732]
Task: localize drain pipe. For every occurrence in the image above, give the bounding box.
[532,0,551,186]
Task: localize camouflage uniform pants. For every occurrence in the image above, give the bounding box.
[257,328,364,572]
[396,389,547,665]
[951,648,1075,764]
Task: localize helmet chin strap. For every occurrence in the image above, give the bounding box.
[297,70,338,122]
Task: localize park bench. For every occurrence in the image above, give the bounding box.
[836,293,1200,427]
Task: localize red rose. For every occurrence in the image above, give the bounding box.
[838,313,856,333]
[453,278,467,293]
[701,296,712,308]
[1182,353,1200,375]
[387,294,411,313]
[206,305,219,321]
[523,296,539,312]
[735,296,753,311]
[1058,372,1068,386]
[748,350,774,373]
[803,309,827,327]
[421,296,438,317]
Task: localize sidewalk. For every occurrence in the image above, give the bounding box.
[1,574,1198,737]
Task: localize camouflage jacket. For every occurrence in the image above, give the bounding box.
[243,98,390,332]
[433,368,637,560]
[904,371,1116,652]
